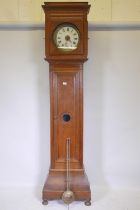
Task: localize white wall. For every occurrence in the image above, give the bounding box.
[0,30,50,187]
[0,29,140,190]
[85,30,140,189]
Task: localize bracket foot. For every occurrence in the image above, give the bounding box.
[84,200,91,206]
[42,200,48,205]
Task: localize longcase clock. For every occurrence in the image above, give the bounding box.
[42,2,91,206]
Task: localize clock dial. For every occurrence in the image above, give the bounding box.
[53,24,80,51]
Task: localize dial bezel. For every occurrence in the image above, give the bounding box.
[53,23,80,52]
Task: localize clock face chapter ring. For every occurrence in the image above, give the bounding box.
[53,23,80,52]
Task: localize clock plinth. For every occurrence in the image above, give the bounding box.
[42,2,91,205]
[42,170,91,204]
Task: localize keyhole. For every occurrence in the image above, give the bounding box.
[63,114,71,122]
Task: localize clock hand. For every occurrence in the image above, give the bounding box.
[65,35,71,42]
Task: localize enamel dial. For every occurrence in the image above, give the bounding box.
[53,23,80,51]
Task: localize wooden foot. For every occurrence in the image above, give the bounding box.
[42,200,48,205]
[84,200,91,206]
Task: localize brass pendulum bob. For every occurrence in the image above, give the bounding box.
[62,138,75,205]
[62,190,74,205]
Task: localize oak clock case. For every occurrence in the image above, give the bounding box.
[42,2,91,206]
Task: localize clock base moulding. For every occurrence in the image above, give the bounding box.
[42,170,91,205]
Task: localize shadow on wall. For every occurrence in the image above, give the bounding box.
[30,29,50,201]
[84,31,112,200]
